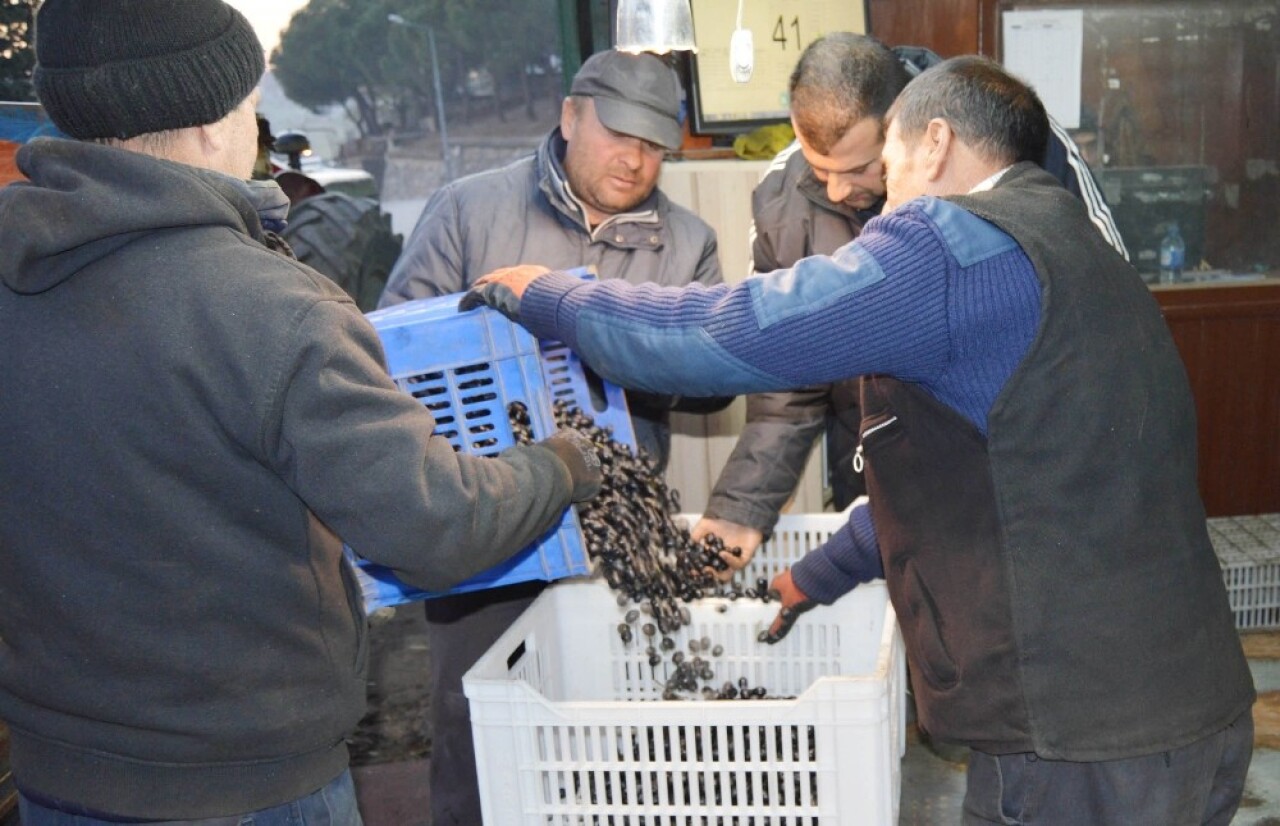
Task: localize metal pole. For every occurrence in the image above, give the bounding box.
[425,25,452,182]
[389,14,452,182]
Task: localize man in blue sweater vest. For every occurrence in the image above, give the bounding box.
[694,34,1128,573]
[462,56,1255,825]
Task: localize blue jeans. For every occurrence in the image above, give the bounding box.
[18,769,364,826]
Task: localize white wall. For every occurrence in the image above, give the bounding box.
[658,159,827,516]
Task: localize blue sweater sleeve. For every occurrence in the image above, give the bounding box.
[790,501,884,604]
[519,205,955,397]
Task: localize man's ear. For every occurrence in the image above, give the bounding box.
[195,120,222,160]
[560,96,577,141]
[923,118,953,181]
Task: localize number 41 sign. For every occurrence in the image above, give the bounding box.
[688,0,870,134]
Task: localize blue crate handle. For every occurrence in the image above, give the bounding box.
[529,267,635,443]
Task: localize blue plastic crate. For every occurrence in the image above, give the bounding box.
[349,281,634,612]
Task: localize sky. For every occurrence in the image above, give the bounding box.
[225,0,310,55]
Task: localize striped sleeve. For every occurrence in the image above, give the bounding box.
[746,140,803,277]
[1047,118,1130,261]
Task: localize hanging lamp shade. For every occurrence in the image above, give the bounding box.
[615,0,697,54]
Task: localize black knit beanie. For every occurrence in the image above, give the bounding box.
[33,0,265,140]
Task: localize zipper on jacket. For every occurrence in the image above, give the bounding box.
[853,415,899,473]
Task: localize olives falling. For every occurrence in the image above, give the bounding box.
[511,400,791,701]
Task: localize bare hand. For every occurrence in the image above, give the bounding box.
[691,517,764,582]
[758,569,815,644]
[473,264,552,300]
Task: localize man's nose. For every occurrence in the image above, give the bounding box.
[826,174,853,204]
[618,138,646,169]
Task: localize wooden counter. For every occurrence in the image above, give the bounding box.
[1151,277,1280,516]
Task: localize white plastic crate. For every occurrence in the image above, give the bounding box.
[464,511,905,825]
[1208,513,1280,630]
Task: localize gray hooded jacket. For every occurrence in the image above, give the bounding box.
[0,137,576,817]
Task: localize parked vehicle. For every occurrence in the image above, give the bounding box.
[263,125,401,311]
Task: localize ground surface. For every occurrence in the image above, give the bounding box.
[1245,632,1280,751]
[350,606,433,766]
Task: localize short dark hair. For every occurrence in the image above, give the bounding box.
[788,33,911,154]
[886,55,1048,167]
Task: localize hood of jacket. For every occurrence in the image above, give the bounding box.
[0,137,278,295]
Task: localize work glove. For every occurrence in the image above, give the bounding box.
[539,428,603,502]
[459,280,521,322]
[758,569,816,644]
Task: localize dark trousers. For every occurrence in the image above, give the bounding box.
[962,709,1254,825]
[424,581,543,826]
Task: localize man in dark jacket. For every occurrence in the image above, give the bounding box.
[0,1,600,822]
[695,34,1128,566]
[380,49,729,826]
[465,56,1255,825]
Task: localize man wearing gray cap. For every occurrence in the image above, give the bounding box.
[0,0,604,822]
[382,49,725,471]
[380,49,724,825]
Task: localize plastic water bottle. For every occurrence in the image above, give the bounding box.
[1159,223,1185,284]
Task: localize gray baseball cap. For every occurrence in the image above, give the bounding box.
[570,50,683,151]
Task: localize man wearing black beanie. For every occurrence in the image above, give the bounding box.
[0,1,602,822]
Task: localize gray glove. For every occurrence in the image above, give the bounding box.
[539,428,603,502]
[459,281,521,321]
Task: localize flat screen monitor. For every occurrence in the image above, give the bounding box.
[687,0,870,136]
